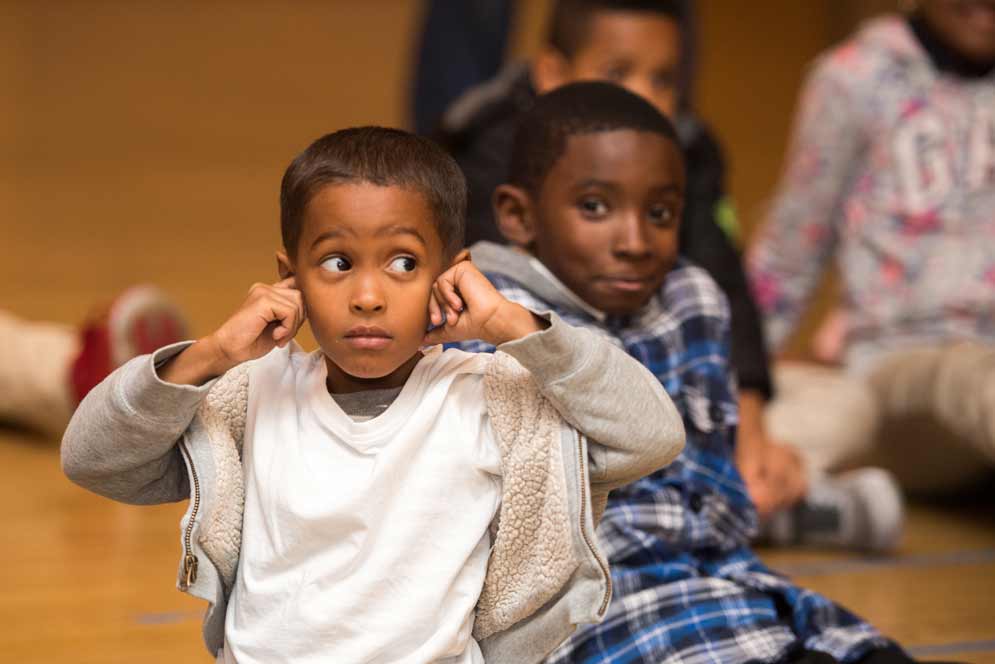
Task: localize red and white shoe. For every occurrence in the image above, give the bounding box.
[70,285,190,403]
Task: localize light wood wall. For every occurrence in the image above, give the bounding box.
[2,1,895,350]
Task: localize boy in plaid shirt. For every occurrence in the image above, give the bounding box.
[452,82,936,663]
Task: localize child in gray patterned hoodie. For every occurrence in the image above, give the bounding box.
[749,1,995,494]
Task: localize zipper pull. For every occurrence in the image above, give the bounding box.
[181,554,199,589]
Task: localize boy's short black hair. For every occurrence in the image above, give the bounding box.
[548,0,683,57]
[509,81,682,195]
[280,126,466,258]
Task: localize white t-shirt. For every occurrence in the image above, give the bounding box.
[219,343,503,664]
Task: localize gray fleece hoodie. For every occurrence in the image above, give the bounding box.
[61,312,684,663]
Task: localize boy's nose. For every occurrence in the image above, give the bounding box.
[350,295,385,314]
[613,215,653,259]
[626,79,655,106]
[351,299,385,313]
[349,277,386,314]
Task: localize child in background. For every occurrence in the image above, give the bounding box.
[454,81,942,664]
[749,0,995,493]
[0,287,188,436]
[438,0,902,550]
[61,127,683,663]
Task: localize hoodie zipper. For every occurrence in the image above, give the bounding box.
[576,431,612,615]
[178,440,200,590]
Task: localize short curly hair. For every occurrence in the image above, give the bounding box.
[548,0,683,57]
[508,81,681,196]
[280,126,467,258]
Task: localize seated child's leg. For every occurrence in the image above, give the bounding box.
[1,285,188,437]
[764,363,903,552]
[767,362,879,473]
[0,309,78,434]
[547,542,899,664]
[866,343,995,493]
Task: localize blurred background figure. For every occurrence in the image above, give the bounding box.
[423,0,905,553]
[0,287,188,437]
[410,0,515,136]
[749,0,995,495]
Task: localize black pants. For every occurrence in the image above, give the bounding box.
[787,645,964,664]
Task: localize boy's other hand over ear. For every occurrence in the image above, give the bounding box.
[424,260,548,347]
[160,277,306,386]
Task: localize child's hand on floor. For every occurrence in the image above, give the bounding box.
[160,277,306,386]
[423,259,548,347]
[736,391,808,518]
[737,432,808,519]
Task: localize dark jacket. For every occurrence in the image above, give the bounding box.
[436,64,773,398]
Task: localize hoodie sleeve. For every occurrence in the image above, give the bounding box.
[747,51,868,351]
[61,342,218,505]
[497,313,684,491]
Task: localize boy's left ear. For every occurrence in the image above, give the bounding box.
[276,250,295,280]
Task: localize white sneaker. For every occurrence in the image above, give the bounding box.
[765,468,905,553]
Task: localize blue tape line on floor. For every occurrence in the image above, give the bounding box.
[774,548,995,577]
[908,638,995,657]
[134,610,202,625]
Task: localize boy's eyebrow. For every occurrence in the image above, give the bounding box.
[310,227,356,248]
[573,180,683,195]
[376,225,428,246]
[573,178,621,191]
[308,225,429,250]
[649,183,683,195]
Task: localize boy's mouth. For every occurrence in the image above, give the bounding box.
[343,325,393,350]
[598,274,654,294]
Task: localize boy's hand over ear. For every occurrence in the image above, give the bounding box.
[209,277,307,363]
[160,277,306,386]
[424,260,548,347]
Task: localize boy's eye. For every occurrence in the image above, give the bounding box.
[604,65,629,81]
[321,256,352,272]
[579,197,609,218]
[652,71,677,90]
[387,256,417,273]
[649,205,676,226]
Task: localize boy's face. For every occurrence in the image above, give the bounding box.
[921,0,995,64]
[500,130,684,316]
[534,11,682,118]
[280,183,452,392]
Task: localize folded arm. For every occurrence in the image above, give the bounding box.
[499,314,685,491]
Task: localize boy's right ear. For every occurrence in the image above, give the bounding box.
[492,184,537,247]
[276,250,295,280]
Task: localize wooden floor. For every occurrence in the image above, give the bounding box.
[1,423,993,663]
[4,2,993,661]
[2,195,994,660]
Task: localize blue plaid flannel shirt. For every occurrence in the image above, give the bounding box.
[453,261,893,663]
